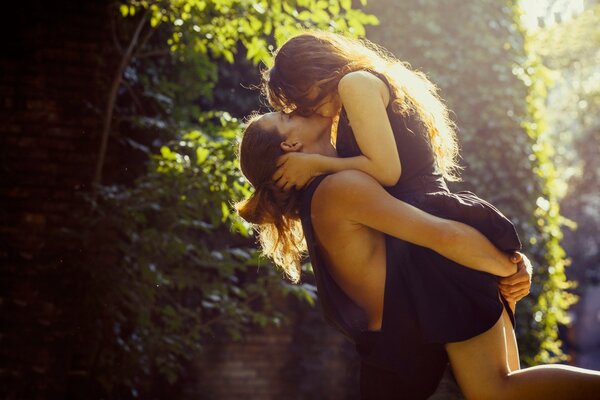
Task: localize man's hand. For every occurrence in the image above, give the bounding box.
[499,252,533,303]
[272,153,321,191]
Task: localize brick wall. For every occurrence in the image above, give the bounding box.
[194,295,360,400]
[193,295,463,400]
[0,2,120,396]
[1,1,114,241]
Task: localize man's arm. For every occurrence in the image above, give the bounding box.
[314,170,518,277]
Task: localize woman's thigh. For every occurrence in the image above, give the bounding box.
[501,306,520,371]
[445,311,510,400]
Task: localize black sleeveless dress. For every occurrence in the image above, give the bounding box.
[298,72,522,398]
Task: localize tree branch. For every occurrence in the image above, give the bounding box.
[122,79,145,113]
[92,8,151,203]
[136,49,172,59]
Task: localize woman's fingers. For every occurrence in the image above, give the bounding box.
[500,253,531,303]
[499,281,529,295]
[502,287,530,303]
[272,168,287,189]
[499,263,526,285]
[272,169,284,183]
[499,283,530,301]
[499,261,532,302]
[274,177,291,190]
[276,154,289,168]
[273,155,298,190]
[514,288,530,301]
[281,180,295,191]
[273,162,292,189]
[510,251,523,263]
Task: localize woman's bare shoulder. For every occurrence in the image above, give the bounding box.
[338,70,390,105]
[338,70,385,88]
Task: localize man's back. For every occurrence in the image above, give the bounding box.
[309,171,390,332]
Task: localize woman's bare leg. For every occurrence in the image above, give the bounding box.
[446,310,600,400]
[501,302,520,371]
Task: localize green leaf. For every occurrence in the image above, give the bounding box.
[196,147,209,164]
[221,201,230,222]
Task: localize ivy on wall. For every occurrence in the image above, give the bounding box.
[532,4,600,289]
[365,0,575,365]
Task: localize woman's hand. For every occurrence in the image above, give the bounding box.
[498,252,533,303]
[272,153,322,191]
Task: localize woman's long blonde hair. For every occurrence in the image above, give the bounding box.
[235,115,306,283]
[264,30,462,181]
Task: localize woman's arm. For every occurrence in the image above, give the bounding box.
[314,170,518,277]
[326,70,401,186]
[273,70,400,189]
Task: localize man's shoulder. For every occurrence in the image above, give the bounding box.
[312,170,378,210]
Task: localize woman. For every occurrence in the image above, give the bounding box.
[236,110,600,399]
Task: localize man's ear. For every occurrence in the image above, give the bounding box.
[280,141,303,153]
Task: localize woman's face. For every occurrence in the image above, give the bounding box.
[303,84,341,118]
[259,111,332,148]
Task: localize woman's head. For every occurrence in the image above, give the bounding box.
[264,31,386,116]
[236,111,332,282]
[263,30,462,181]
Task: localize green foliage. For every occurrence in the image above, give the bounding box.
[122,0,378,66]
[518,49,577,363]
[524,4,600,361]
[530,5,600,290]
[365,0,573,365]
[86,112,319,392]
[67,0,376,396]
[532,4,600,69]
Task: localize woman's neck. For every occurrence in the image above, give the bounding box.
[313,137,337,158]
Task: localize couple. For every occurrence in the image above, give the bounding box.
[236,31,600,399]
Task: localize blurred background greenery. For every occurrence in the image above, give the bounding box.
[1,0,599,398]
